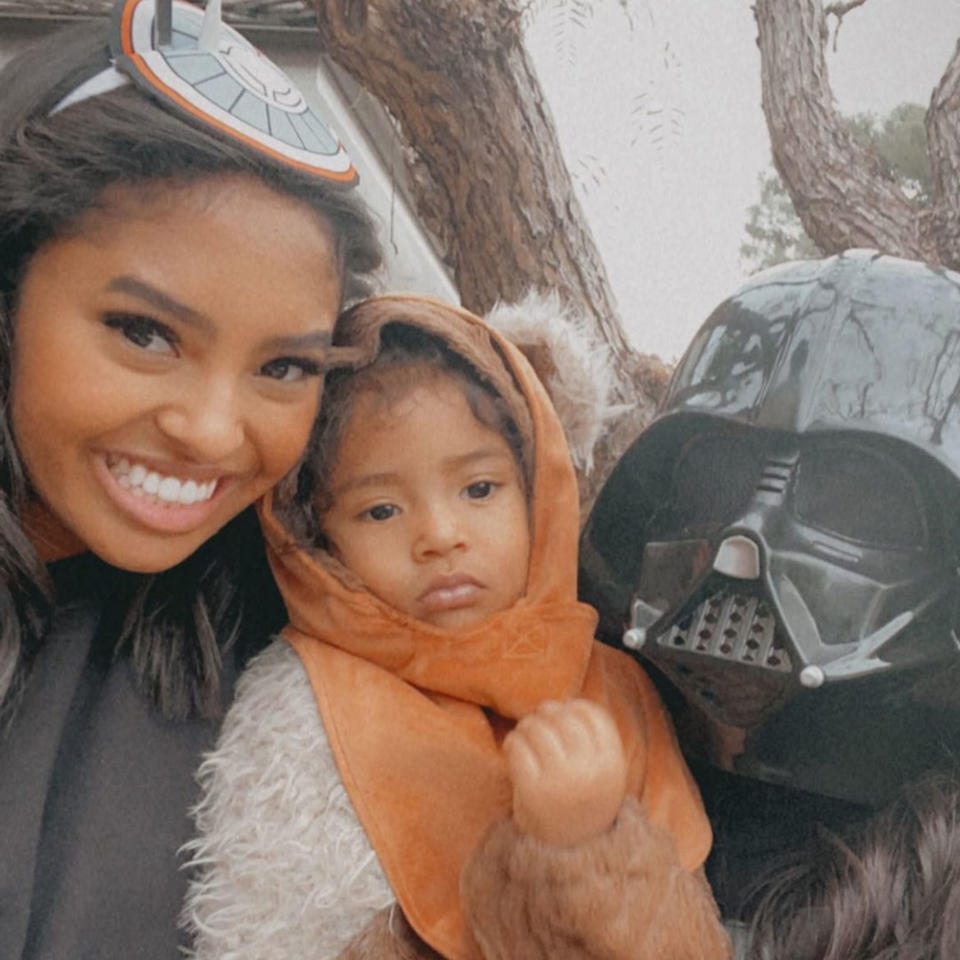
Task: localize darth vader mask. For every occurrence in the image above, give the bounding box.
[581,252,960,807]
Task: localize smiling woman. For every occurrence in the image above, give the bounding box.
[13,177,341,572]
[0,3,380,957]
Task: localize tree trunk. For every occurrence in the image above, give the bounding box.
[926,39,960,268]
[312,0,669,504]
[754,0,960,272]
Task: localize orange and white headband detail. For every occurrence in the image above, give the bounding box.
[51,0,357,185]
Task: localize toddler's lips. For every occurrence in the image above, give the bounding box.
[418,574,483,613]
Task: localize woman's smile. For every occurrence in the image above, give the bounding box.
[11,175,342,571]
[95,451,228,533]
[106,453,222,502]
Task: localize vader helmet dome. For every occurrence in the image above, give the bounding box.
[580,251,960,807]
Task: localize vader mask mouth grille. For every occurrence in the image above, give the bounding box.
[653,587,794,727]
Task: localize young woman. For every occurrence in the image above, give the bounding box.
[0,6,380,957]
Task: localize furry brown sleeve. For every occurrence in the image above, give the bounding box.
[461,796,732,960]
[336,905,442,960]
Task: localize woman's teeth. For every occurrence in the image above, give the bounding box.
[107,456,217,505]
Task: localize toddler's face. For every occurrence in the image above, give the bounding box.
[322,373,530,629]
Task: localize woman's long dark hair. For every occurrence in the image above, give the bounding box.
[0,19,382,722]
[746,776,960,960]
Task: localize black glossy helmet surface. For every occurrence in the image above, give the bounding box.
[581,251,960,806]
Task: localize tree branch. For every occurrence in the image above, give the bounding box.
[754,0,937,264]
[824,0,868,51]
[314,0,634,348]
[925,39,960,267]
[824,0,868,16]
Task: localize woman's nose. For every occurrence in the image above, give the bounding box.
[412,504,466,561]
[154,380,246,462]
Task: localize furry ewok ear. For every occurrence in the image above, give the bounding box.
[485,292,630,474]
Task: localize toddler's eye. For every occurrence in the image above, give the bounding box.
[104,313,177,354]
[465,481,496,500]
[364,503,399,522]
[260,357,321,382]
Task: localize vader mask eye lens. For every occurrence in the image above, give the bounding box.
[662,434,760,533]
[794,444,927,549]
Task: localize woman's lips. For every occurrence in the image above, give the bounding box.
[93,451,229,534]
[418,574,484,613]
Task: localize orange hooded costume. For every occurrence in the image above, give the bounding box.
[254,296,725,959]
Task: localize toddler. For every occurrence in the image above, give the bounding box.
[188,295,730,960]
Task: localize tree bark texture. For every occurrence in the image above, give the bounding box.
[312,0,669,503]
[755,0,960,272]
[926,39,960,268]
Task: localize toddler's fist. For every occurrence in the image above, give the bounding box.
[504,699,628,847]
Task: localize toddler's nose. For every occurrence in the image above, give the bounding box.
[412,504,466,560]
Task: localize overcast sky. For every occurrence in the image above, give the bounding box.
[525,0,960,362]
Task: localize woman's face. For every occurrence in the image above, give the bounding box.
[11,175,342,572]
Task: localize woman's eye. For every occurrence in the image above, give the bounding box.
[364,503,399,522]
[104,314,177,354]
[260,357,321,382]
[465,480,496,500]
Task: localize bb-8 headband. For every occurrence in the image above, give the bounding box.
[52,0,357,186]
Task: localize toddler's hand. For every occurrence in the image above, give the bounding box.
[504,699,628,847]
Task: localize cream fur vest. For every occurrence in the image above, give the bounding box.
[180,640,394,959]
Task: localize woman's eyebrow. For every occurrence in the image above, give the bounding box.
[260,330,333,353]
[107,275,211,331]
[107,275,333,352]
